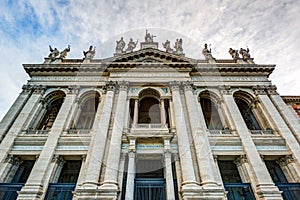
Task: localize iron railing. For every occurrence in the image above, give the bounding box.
[224,183,255,200]
[44,183,76,200]
[276,183,300,200]
[0,183,24,200]
[134,178,166,200]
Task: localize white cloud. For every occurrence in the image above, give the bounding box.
[0,0,299,119]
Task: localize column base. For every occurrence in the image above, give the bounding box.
[181,182,202,199]
[181,182,226,200]
[256,183,283,200]
[97,182,119,200]
[17,184,44,200]
[74,184,100,200]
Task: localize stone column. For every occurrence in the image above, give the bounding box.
[48,156,65,183]
[253,86,300,170]
[17,87,78,200]
[183,82,220,188]
[164,138,175,200]
[99,81,129,199]
[132,98,139,125]
[160,99,166,125]
[174,154,182,200]
[0,86,45,165]
[212,156,224,188]
[0,84,33,141]
[117,153,126,200]
[219,86,282,199]
[125,143,136,200]
[169,81,200,198]
[75,83,116,199]
[0,155,22,183]
[64,96,80,130]
[266,85,300,143]
[277,155,300,182]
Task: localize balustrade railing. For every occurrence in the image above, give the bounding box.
[132,123,168,129]
[209,129,231,135]
[44,183,76,200]
[67,129,90,134]
[276,183,300,200]
[0,183,24,200]
[224,183,255,200]
[23,129,50,135]
[250,129,273,135]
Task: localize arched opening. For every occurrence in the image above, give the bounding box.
[200,97,223,130]
[73,92,100,130]
[234,96,261,130]
[36,91,66,130]
[138,97,160,124]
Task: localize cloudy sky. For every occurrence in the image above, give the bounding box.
[0,0,299,119]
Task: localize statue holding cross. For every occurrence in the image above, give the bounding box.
[145,29,156,43]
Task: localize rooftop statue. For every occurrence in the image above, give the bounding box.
[144,29,155,42]
[229,48,240,61]
[174,38,183,54]
[126,38,138,53]
[239,47,251,61]
[48,45,60,61]
[59,45,71,59]
[116,37,126,53]
[202,43,216,61]
[83,45,96,60]
[162,40,173,53]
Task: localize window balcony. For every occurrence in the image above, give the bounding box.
[250,129,273,135]
[22,129,50,135]
[224,183,255,200]
[67,129,91,134]
[209,129,231,135]
[129,123,171,138]
[0,183,24,200]
[276,183,300,200]
[44,183,76,200]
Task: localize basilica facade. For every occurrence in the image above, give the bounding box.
[0,31,299,200]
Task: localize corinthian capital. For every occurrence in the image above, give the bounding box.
[118,81,129,91]
[218,85,232,95]
[33,85,47,95]
[169,81,181,91]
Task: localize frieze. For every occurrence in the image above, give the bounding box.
[191,76,266,82]
[31,76,107,82]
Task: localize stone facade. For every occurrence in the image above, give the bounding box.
[0,33,300,200]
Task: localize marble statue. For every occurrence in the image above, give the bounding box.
[59,45,71,59]
[202,44,216,61]
[145,29,155,42]
[174,38,183,54]
[116,37,126,53]
[126,38,138,52]
[83,45,96,60]
[239,48,251,61]
[162,40,173,53]
[229,48,240,61]
[48,45,60,61]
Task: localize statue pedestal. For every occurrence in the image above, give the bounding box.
[140,42,158,49]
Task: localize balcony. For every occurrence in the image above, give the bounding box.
[224,183,255,200]
[209,129,231,135]
[0,183,24,200]
[22,129,50,135]
[250,129,273,135]
[67,129,91,134]
[276,183,300,200]
[129,123,172,138]
[44,183,76,200]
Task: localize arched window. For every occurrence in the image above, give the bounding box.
[138,97,160,124]
[74,92,100,130]
[234,96,261,130]
[200,97,223,130]
[36,91,65,130]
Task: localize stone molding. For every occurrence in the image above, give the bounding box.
[67,85,80,94]
[21,84,34,94]
[277,155,295,167]
[218,85,232,95]
[33,85,47,95]
[234,155,248,166]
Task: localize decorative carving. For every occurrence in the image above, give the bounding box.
[22,84,33,94]
[67,85,80,94]
[118,81,129,91]
[162,40,173,53]
[182,81,193,91]
[59,45,71,60]
[33,85,46,95]
[125,38,138,53]
[48,45,60,61]
[266,85,278,95]
[202,43,216,62]
[83,45,96,60]
[169,81,181,92]
[218,85,232,95]
[115,37,126,54]
[234,155,248,166]
[228,48,240,62]
[174,38,183,55]
[105,81,117,92]
[278,155,295,166]
[252,85,267,95]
